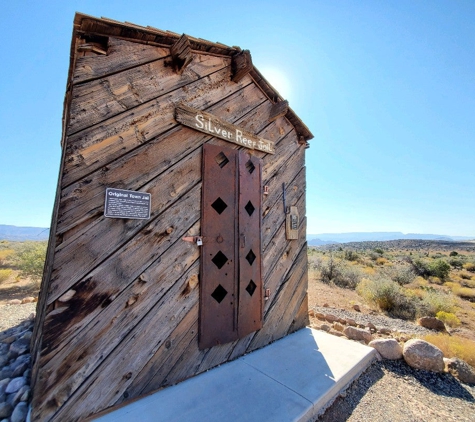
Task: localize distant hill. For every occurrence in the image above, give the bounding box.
[307,232,473,245]
[0,225,50,241]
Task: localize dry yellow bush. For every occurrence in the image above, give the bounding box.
[423,334,475,368]
[0,269,12,283]
[376,257,388,266]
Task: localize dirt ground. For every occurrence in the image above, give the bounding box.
[0,270,39,306]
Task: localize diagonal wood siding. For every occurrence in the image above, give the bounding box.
[31,33,309,422]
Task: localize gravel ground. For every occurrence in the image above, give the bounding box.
[318,359,475,422]
[313,306,434,336]
[0,303,37,331]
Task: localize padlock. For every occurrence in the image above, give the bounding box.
[196,236,203,246]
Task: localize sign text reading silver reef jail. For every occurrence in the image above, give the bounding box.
[175,104,275,154]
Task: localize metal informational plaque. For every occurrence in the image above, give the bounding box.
[104,188,151,220]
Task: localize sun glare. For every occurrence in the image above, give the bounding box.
[259,67,292,100]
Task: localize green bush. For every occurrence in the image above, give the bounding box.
[449,258,464,269]
[357,277,417,319]
[0,269,12,283]
[385,264,416,285]
[343,250,359,262]
[320,257,362,289]
[13,241,47,282]
[449,251,458,257]
[428,259,451,279]
[420,289,456,316]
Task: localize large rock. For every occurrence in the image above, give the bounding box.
[369,339,403,360]
[343,326,372,343]
[417,316,446,332]
[445,358,475,385]
[403,339,445,372]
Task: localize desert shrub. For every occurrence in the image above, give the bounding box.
[411,259,431,278]
[463,262,475,273]
[376,257,388,266]
[449,251,459,257]
[460,278,475,288]
[374,248,384,255]
[357,277,417,319]
[0,269,12,283]
[453,286,475,301]
[448,258,464,269]
[459,272,473,280]
[0,249,15,266]
[320,257,362,289]
[420,289,456,316]
[423,334,475,368]
[436,311,461,328]
[13,241,47,282]
[385,264,416,285]
[343,250,359,262]
[428,259,451,280]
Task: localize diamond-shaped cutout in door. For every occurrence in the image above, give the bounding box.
[215,152,229,168]
[246,280,256,296]
[211,284,228,303]
[212,251,228,269]
[244,200,255,216]
[245,249,256,266]
[245,159,255,174]
[211,197,228,214]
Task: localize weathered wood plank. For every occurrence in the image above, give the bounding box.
[58,82,267,235]
[247,243,308,351]
[68,53,227,135]
[73,38,169,84]
[47,261,201,422]
[231,50,252,82]
[123,304,199,400]
[170,34,193,74]
[62,66,237,187]
[268,100,289,122]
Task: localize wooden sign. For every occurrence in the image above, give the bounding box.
[175,104,275,154]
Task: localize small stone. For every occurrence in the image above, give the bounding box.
[23,370,31,381]
[21,297,35,304]
[5,377,26,394]
[12,386,29,407]
[9,339,29,356]
[11,402,28,422]
[343,326,373,343]
[346,318,357,327]
[12,362,29,379]
[0,402,13,419]
[329,329,344,337]
[369,339,403,360]
[0,379,10,395]
[314,312,325,320]
[323,303,329,307]
[332,322,345,332]
[0,356,7,368]
[367,322,377,332]
[20,388,30,402]
[324,314,338,323]
[357,324,366,329]
[378,327,391,335]
[338,318,347,325]
[308,309,315,317]
[1,336,17,345]
[20,331,32,342]
[28,313,36,320]
[403,339,444,372]
[417,317,446,332]
[353,304,361,312]
[320,324,331,332]
[445,358,475,384]
[7,300,21,305]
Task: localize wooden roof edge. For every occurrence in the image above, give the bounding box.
[62,13,314,145]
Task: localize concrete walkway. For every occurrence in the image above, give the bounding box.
[94,328,377,422]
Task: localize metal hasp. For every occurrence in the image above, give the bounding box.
[200,143,263,349]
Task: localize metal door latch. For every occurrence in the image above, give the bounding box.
[182,236,203,246]
[264,289,271,301]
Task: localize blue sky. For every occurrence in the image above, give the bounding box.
[1,1,474,236]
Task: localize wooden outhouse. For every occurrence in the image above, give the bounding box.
[31,13,313,421]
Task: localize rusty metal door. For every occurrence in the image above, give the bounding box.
[200,143,262,349]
